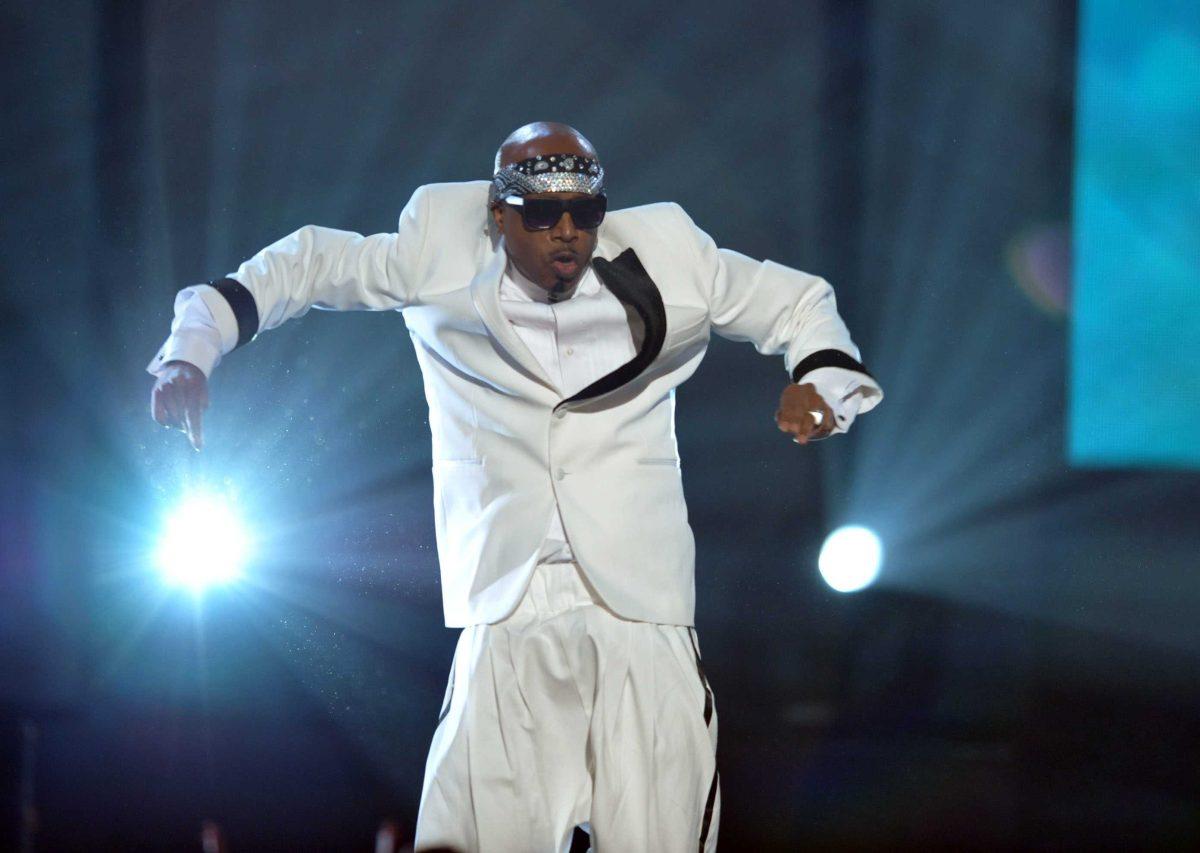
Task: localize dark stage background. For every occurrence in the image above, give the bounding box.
[3,1,1198,849]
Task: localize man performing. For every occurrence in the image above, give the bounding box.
[148,121,882,852]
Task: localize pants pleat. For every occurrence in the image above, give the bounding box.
[415,563,720,852]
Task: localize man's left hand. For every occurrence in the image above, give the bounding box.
[775,383,835,445]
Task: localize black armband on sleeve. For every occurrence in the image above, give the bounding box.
[209,277,259,349]
[791,349,875,384]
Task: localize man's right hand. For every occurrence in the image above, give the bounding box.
[151,360,209,450]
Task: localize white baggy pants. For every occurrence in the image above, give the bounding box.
[414,561,720,853]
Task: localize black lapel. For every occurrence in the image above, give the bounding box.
[555,248,667,410]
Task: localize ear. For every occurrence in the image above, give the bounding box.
[490,203,505,235]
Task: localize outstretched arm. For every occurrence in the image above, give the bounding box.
[147,185,431,448]
[674,203,882,443]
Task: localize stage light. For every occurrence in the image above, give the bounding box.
[155,492,251,592]
[818,525,883,593]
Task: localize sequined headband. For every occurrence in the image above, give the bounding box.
[488,153,605,205]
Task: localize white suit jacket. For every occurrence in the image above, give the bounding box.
[149,181,882,627]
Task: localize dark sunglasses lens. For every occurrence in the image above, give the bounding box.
[520,198,564,230]
[515,195,608,229]
[569,195,607,228]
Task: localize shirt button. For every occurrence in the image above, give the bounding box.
[565,347,574,355]
[555,468,566,481]
[555,409,566,419]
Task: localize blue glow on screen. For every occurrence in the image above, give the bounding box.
[1070,0,1200,469]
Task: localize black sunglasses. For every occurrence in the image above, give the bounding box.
[504,194,607,230]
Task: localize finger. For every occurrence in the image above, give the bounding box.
[777,410,800,433]
[802,405,834,439]
[182,369,209,410]
[161,385,185,429]
[152,389,170,427]
[780,418,807,444]
[810,410,834,439]
[184,398,204,451]
[818,401,836,436]
[182,408,199,451]
[799,410,818,438]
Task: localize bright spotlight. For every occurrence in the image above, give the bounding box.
[818,525,883,593]
[155,493,251,592]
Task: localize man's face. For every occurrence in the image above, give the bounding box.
[491,192,599,291]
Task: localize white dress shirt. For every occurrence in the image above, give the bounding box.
[498,261,638,564]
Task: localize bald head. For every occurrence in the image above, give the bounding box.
[494,121,598,172]
[489,121,603,292]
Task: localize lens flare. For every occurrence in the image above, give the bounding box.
[155,492,251,592]
[818,526,883,593]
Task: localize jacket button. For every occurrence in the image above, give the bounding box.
[555,468,566,481]
[555,409,566,420]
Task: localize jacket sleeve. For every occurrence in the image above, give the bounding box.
[147,184,430,378]
[674,203,883,432]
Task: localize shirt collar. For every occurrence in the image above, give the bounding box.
[501,258,601,303]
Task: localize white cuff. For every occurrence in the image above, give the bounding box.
[146,328,223,378]
[145,285,236,379]
[795,366,883,434]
